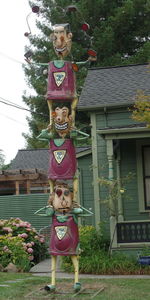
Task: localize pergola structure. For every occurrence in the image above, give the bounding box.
[0,168,49,195]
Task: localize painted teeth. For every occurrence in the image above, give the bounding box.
[55,47,66,52]
[55,123,68,130]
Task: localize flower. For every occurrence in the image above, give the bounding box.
[26,243,32,248]
[39,238,45,243]
[27,247,33,254]
[28,255,34,261]
[18,233,28,239]
[26,228,31,232]
[3,227,13,233]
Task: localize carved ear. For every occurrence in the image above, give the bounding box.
[68,32,73,39]
[49,192,55,204]
[50,33,55,42]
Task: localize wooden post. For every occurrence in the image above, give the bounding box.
[27,180,31,194]
[15,181,19,195]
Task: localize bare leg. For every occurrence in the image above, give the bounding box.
[44,255,57,292]
[51,255,57,286]
[47,100,53,125]
[49,179,55,194]
[71,97,78,127]
[73,177,78,202]
[71,255,81,292]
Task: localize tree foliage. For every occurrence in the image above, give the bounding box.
[0,150,5,170]
[23,0,150,147]
[131,90,150,127]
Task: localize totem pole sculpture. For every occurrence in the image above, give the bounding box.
[25,6,96,293]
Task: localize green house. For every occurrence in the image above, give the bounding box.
[78,63,150,253]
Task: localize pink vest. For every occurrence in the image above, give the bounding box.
[48,139,77,180]
[46,61,76,101]
[49,215,79,256]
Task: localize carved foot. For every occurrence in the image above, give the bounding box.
[74,282,81,292]
[44,285,56,292]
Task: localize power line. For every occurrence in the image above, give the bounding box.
[0,51,24,65]
[0,96,49,118]
[0,112,27,126]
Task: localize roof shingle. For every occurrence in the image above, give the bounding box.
[78,64,150,110]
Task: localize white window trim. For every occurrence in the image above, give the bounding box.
[136,139,150,212]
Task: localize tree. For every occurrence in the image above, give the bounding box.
[0,150,5,170]
[23,0,150,147]
[131,90,150,127]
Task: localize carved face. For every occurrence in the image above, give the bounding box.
[51,25,72,59]
[53,106,72,138]
[52,184,73,214]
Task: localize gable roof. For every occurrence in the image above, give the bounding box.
[8,147,91,171]
[78,64,150,110]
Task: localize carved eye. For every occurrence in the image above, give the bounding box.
[56,189,62,197]
[64,190,69,196]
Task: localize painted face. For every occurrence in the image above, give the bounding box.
[53,106,72,138]
[52,184,73,214]
[52,26,72,58]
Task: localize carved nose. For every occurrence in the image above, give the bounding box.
[57,37,64,47]
[56,116,61,122]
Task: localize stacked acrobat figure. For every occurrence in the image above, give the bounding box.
[35,24,95,293]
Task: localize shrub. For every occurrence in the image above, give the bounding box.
[0,218,48,271]
[0,235,30,271]
[61,224,150,275]
[62,223,110,273]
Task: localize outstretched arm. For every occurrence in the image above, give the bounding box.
[72,205,93,217]
[34,206,54,217]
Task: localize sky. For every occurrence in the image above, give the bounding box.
[0,1,38,164]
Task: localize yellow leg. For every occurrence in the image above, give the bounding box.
[49,180,54,194]
[44,255,57,292]
[71,255,81,292]
[71,255,79,283]
[71,97,78,127]
[73,177,78,202]
[47,100,53,125]
[51,255,57,286]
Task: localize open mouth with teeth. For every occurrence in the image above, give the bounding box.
[55,46,67,53]
[55,122,68,131]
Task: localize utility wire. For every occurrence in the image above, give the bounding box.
[0,96,49,118]
[0,51,24,65]
[0,112,27,126]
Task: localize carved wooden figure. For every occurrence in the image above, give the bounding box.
[35,182,93,292]
[25,17,96,293]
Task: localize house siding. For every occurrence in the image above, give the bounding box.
[78,154,95,226]
[95,108,150,225]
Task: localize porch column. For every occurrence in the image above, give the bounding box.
[106,139,117,248]
[116,144,124,222]
[91,113,101,228]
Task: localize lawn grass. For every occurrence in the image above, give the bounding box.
[0,272,150,300]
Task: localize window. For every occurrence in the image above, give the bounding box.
[142,146,150,209]
[136,140,150,212]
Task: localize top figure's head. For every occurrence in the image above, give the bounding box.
[50,23,72,59]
